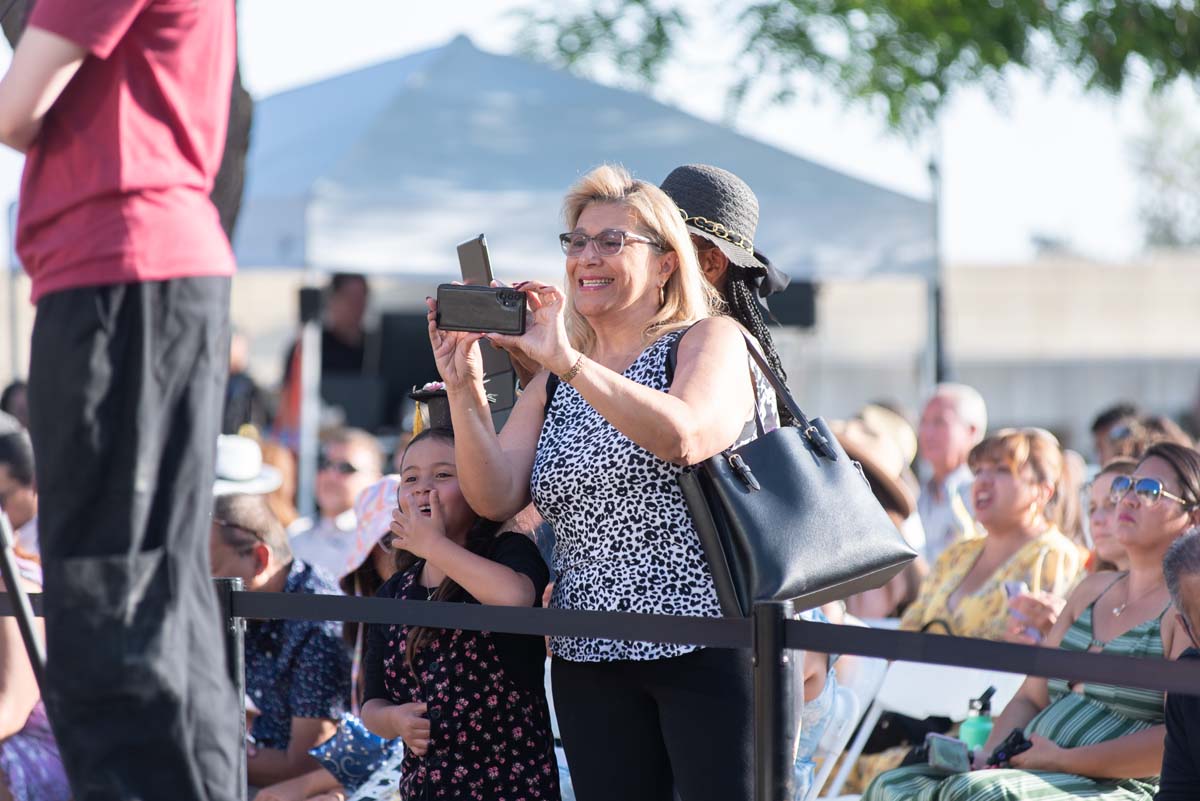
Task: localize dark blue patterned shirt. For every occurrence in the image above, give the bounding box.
[246,559,351,750]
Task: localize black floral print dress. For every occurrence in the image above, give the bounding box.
[362,532,559,801]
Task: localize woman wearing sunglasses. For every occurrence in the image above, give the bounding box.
[1003,458,1140,646]
[864,442,1199,801]
[425,164,773,801]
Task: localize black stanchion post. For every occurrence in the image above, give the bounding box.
[753,600,796,801]
[215,578,247,801]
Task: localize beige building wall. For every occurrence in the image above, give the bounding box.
[3,250,1198,453]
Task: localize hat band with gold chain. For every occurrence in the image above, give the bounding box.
[678,207,755,254]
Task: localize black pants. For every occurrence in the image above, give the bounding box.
[27,278,240,801]
[552,647,755,801]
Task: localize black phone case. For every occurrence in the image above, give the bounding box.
[436,284,527,335]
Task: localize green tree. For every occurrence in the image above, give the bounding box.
[1129,95,1200,247]
[517,0,1200,130]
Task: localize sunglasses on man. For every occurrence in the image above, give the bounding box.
[1108,475,1197,509]
[317,454,360,475]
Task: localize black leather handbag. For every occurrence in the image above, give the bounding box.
[676,333,917,617]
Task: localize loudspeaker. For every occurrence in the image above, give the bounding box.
[378,312,519,432]
[766,281,817,328]
[379,312,441,428]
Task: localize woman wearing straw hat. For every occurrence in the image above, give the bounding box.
[659,163,795,427]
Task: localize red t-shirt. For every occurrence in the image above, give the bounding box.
[17,0,236,303]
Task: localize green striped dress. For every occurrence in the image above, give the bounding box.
[862,594,1169,801]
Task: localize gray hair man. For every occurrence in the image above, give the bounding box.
[1158,532,1200,800]
[916,382,987,563]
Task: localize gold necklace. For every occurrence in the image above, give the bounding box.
[1112,574,1165,617]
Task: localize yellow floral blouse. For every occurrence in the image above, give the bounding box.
[899,527,1083,641]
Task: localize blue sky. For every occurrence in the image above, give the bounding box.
[233,0,1200,264]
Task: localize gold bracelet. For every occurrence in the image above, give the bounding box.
[559,353,585,383]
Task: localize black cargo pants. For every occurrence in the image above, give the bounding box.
[27,277,240,801]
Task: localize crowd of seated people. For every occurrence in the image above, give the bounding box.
[4,356,1200,801]
[4,302,1200,801]
[4,367,1200,801]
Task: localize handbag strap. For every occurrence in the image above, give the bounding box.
[667,326,766,440]
[544,372,559,418]
[667,323,838,460]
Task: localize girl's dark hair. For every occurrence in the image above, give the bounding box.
[393,427,502,670]
[724,274,797,428]
[1139,442,1200,508]
[340,553,388,650]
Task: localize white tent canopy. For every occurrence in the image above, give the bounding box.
[234,35,934,282]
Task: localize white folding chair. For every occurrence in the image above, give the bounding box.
[823,659,1025,797]
[805,684,860,801]
[823,656,889,798]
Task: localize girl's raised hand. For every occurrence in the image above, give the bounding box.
[390,489,448,560]
[426,297,485,392]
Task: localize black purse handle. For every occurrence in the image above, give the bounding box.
[668,324,838,460]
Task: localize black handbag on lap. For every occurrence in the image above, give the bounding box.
[675,332,917,617]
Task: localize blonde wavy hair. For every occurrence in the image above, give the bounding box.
[561,164,718,354]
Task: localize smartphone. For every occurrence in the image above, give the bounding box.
[987,728,1033,767]
[436,284,526,335]
[457,234,494,286]
[456,234,512,377]
[925,733,972,774]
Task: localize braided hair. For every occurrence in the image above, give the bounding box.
[724,270,797,428]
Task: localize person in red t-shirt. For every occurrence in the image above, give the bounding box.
[0,3,240,800]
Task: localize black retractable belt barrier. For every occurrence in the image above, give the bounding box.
[8,588,1200,801]
[0,589,43,616]
[230,591,753,649]
[783,618,1200,697]
[8,589,1200,695]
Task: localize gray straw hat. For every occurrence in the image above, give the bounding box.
[660,164,791,298]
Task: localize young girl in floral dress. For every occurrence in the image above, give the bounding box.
[361,428,559,801]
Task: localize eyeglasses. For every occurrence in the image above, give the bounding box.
[559,229,661,257]
[1108,475,1196,508]
[318,455,359,475]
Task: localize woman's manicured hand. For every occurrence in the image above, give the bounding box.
[427,297,486,392]
[484,281,577,376]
